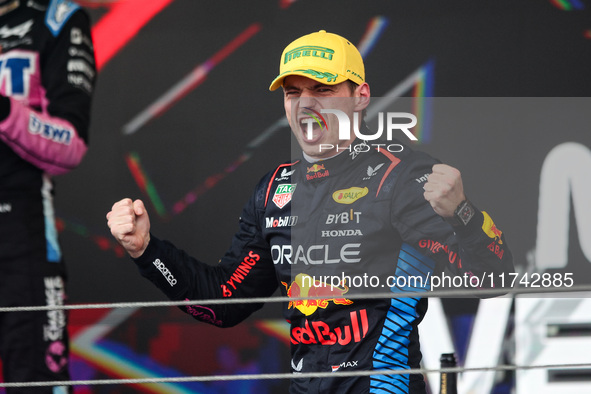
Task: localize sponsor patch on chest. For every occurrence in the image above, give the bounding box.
[272,183,296,209]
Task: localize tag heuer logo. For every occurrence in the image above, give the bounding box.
[272,184,296,209]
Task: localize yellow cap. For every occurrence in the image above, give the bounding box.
[269,30,365,91]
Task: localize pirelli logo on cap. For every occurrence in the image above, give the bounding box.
[284,46,334,64]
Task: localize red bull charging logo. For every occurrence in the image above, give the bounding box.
[482,211,503,244]
[307,163,326,173]
[282,273,353,316]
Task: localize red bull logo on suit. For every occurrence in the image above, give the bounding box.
[282,273,353,316]
[291,309,369,346]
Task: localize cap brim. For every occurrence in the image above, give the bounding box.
[268,68,345,91]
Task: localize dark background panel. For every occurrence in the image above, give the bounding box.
[58,0,591,303]
[47,1,591,391]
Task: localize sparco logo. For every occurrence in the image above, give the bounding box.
[266,216,298,228]
[153,259,177,286]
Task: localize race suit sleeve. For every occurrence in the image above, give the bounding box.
[0,9,95,176]
[391,151,514,291]
[132,176,279,328]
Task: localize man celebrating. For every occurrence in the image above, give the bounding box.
[107,30,512,393]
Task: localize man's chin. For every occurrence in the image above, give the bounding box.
[299,130,324,145]
[295,134,350,159]
[300,144,337,160]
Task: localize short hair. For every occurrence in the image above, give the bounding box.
[346,80,359,93]
[346,80,367,120]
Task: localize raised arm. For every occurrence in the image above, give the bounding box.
[106,175,279,327]
[392,153,514,291]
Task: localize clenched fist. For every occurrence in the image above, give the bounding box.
[106,198,151,258]
[423,164,466,218]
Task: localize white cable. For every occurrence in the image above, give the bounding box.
[0,283,589,313]
[1,363,590,388]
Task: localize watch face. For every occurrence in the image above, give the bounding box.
[457,202,475,225]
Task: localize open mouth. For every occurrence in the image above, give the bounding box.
[299,116,324,143]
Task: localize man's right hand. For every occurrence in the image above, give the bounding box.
[107,198,151,258]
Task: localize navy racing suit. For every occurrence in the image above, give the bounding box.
[0,0,95,390]
[132,139,513,394]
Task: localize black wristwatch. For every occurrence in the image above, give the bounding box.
[445,199,475,227]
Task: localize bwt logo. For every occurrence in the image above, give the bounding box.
[28,114,72,145]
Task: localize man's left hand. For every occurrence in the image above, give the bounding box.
[423,164,466,218]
